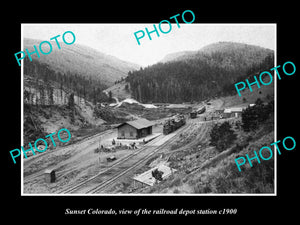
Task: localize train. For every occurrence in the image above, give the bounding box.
[190,105,206,119]
[163,114,186,135]
[190,111,197,119]
[197,105,206,114]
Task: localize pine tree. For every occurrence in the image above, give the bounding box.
[108,90,113,102]
[68,93,75,123]
[210,121,237,152]
[49,86,54,105]
[242,99,273,132]
[68,93,75,109]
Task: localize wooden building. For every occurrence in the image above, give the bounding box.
[231,108,244,117]
[44,169,56,183]
[223,107,244,118]
[117,118,154,139]
[133,164,176,188]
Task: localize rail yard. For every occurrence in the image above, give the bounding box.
[23,98,242,194]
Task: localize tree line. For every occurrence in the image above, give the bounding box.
[126,51,274,103]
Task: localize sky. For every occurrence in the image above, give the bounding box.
[22,24,276,67]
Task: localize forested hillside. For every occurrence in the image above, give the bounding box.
[126,42,274,103]
[24,58,109,105]
[24,38,140,86]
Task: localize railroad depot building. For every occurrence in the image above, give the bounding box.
[117,118,154,139]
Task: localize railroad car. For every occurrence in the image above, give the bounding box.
[190,111,197,119]
[197,106,206,114]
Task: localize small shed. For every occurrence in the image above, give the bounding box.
[117,118,154,139]
[133,164,176,188]
[44,169,56,183]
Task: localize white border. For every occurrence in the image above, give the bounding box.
[21,23,277,196]
[21,23,24,194]
[274,24,277,196]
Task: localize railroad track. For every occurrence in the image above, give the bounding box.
[164,122,210,155]
[23,129,115,185]
[57,123,192,194]
[56,146,155,194]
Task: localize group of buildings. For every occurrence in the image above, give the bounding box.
[116,106,250,141]
[217,107,244,118]
[107,104,250,188]
[217,104,255,118]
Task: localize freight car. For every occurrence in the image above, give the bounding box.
[163,114,186,135]
[197,106,206,114]
[190,111,197,119]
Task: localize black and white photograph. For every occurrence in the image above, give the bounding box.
[21,23,276,195]
[3,3,299,222]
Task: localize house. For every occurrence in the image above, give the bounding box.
[116,118,154,139]
[223,107,244,118]
[215,109,224,114]
[223,108,232,118]
[230,107,244,117]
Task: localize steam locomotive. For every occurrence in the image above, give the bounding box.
[163,114,186,135]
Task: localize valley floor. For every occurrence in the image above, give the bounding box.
[23,92,275,195]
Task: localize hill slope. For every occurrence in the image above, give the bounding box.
[160,42,273,64]
[127,42,274,103]
[159,50,195,63]
[24,38,140,86]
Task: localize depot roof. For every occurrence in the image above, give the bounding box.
[117,118,155,130]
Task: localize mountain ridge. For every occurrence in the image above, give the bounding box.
[127,41,274,103]
[23,38,140,86]
[159,41,273,64]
